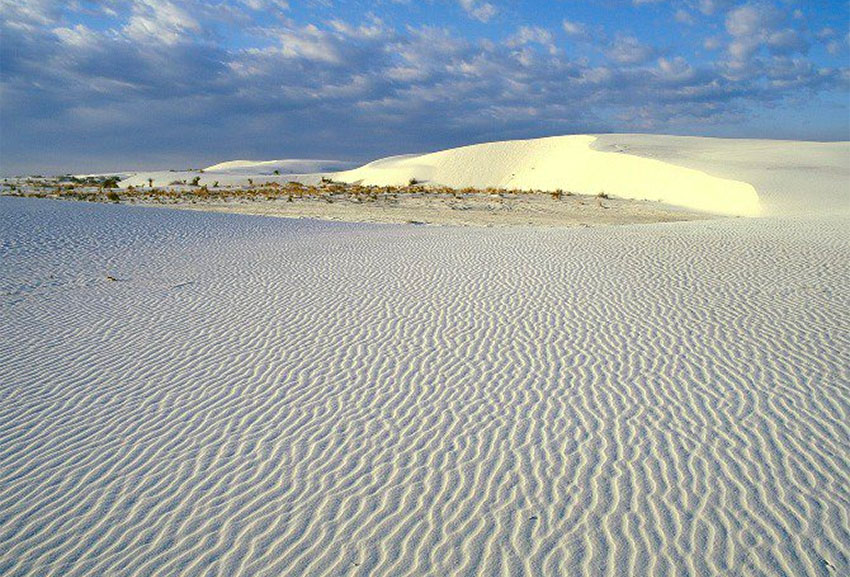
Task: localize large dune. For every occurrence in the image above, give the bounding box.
[119,134,847,218]
[334,135,762,216]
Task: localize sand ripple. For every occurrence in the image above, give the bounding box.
[1,198,848,576]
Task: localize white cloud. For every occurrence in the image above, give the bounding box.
[607,35,656,65]
[656,56,695,81]
[698,0,734,16]
[458,0,496,23]
[53,24,98,47]
[276,24,342,63]
[562,19,588,40]
[704,36,722,50]
[767,28,807,54]
[0,0,58,29]
[723,2,808,73]
[124,0,200,45]
[507,25,557,55]
[240,0,289,10]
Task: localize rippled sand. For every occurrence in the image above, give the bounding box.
[1,197,848,576]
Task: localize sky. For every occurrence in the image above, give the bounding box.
[1,0,848,174]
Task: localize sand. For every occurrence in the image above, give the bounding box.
[1,134,849,576]
[157,192,706,228]
[333,135,762,216]
[119,135,767,218]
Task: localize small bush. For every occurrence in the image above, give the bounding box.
[190,176,201,186]
[106,191,120,202]
[597,191,609,199]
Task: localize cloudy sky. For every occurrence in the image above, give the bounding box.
[1,0,848,174]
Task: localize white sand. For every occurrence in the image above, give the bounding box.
[592,135,850,217]
[120,135,770,216]
[2,135,849,576]
[117,134,848,220]
[203,159,353,174]
[334,135,762,216]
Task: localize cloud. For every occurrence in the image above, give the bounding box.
[457,0,496,22]
[124,0,201,45]
[722,1,811,78]
[607,35,657,65]
[562,19,589,40]
[697,0,735,16]
[240,0,288,10]
[507,25,557,55]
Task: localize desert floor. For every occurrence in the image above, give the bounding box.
[1,194,847,576]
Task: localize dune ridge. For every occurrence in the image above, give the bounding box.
[1,195,848,576]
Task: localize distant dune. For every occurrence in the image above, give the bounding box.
[202,159,355,174]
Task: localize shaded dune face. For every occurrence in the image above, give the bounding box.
[1,197,848,577]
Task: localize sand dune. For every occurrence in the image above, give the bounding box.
[592,135,850,217]
[117,134,848,219]
[334,135,762,216]
[2,190,848,576]
[203,159,354,174]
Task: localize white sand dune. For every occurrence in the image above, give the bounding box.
[118,160,351,189]
[592,135,850,217]
[117,134,848,220]
[2,134,849,576]
[203,159,354,174]
[334,135,762,216]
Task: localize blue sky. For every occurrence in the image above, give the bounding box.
[1,0,848,174]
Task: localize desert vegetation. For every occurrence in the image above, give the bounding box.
[1,173,705,227]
